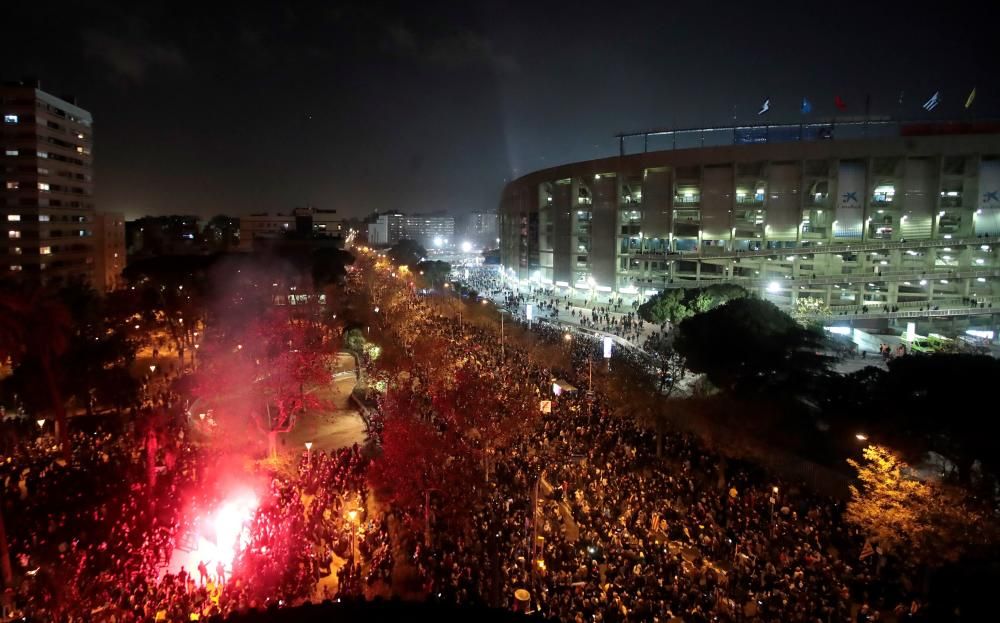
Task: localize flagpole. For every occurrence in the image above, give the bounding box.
[864,94,871,138]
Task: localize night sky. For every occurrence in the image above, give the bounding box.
[3,0,998,220]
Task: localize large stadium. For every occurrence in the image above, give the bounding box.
[498,120,1000,336]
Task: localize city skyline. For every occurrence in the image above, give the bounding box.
[3,0,998,221]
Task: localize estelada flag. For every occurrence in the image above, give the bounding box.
[859,540,875,560]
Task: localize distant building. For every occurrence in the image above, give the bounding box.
[1,81,95,286]
[203,215,240,251]
[462,211,498,248]
[367,212,455,249]
[126,215,201,256]
[239,207,342,251]
[367,212,401,246]
[92,212,125,291]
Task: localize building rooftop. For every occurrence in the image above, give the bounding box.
[616,119,1000,155]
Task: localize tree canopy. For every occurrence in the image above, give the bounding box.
[388,239,427,268]
[638,284,747,324]
[846,445,995,568]
[416,260,451,287]
[673,297,831,394]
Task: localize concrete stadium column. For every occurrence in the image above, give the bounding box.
[927,279,935,303]
[824,285,833,306]
[695,260,702,283]
[887,281,899,307]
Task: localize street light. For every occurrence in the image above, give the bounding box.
[305,441,313,466]
[149,364,157,374]
[347,509,359,561]
[36,419,45,429]
[855,433,869,442]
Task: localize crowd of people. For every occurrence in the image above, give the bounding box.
[0,257,933,622]
[360,261,927,622]
[1,381,386,621]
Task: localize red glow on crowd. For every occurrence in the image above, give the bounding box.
[169,487,259,579]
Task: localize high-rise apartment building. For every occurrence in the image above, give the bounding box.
[1,81,95,286]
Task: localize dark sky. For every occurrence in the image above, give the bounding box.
[3,0,998,220]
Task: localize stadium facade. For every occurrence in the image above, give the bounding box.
[498,120,1000,327]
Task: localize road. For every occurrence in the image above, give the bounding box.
[286,352,368,454]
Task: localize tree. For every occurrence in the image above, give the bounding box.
[868,354,1000,491]
[700,283,748,306]
[388,239,427,268]
[793,296,832,317]
[846,445,994,568]
[673,297,832,394]
[638,284,748,324]
[311,247,355,288]
[416,260,451,288]
[0,287,72,453]
[638,289,692,324]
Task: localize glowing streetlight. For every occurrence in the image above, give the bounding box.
[149,364,157,373]
[461,241,472,253]
[36,418,45,429]
[855,433,869,442]
[305,441,313,465]
[346,509,360,561]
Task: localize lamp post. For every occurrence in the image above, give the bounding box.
[770,486,779,534]
[36,419,45,433]
[305,441,313,466]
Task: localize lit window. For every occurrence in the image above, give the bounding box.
[40,246,51,255]
[11,247,21,255]
[3,114,17,124]
[38,182,50,191]
[9,265,22,271]
[38,214,49,222]
[37,151,48,159]
[5,181,18,190]
[7,214,20,221]
[38,167,48,175]
[4,150,17,157]
[8,230,20,239]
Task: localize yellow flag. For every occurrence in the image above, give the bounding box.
[965,88,976,109]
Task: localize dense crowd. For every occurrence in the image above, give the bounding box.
[1,396,383,621]
[0,258,931,622]
[362,262,926,622]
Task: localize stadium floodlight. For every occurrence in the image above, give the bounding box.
[766,281,781,293]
